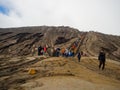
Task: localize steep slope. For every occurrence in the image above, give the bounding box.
[80,31,120,61]
[0,26,84,56]
[0,26,120,61]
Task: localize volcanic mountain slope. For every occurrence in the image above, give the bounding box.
[0,26,83,55]
[80,31,120,61]
[0,26,120,61]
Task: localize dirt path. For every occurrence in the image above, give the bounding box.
[76,57,120,80]
[18,57,120,90]
[20,76,119,90]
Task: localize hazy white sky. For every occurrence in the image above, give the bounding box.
[0,0,120,35]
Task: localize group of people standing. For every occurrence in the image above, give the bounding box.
[37,44,106,70]
[38,46,47,55]
[37,39,80,57]
[41,47,75,57]
[37,46,72,57]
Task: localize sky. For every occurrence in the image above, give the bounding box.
[0,0,120,35]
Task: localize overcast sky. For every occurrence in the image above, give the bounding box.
[0,0,120,35]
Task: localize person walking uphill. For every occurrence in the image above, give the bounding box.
[98,50,106,70]
[77,52,81,62]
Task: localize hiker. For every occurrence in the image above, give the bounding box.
[38,46,43,55]
[61,48,65,56]
[53,48,56,57]
[65,48,69,57]
[32,45,36,56]
[38,46,41,55]
[56,48,60,57]
[43,46,47,55]
[98,50,106,70]
[68,51,72,57]
[50,47,54,56]
[77,52,81,62]
[72,44,76,50]
[71,50,74,57]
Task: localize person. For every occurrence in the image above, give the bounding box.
[61,48,65,56]
[56,48,60,57]
[77,52,81,62]
[32,45,36,56]
[65,48,69,57]
[38,46,43,55]
[43,46,47,55]
[38,46,41,55]
[98,50,106,70]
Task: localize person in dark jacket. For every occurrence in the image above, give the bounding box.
[98,50,106,70]
[77,52,81,62]
[38,46,43,55]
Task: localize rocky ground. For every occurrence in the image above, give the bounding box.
[0,55,120,90]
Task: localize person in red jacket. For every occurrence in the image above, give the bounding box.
[43,46,47,55]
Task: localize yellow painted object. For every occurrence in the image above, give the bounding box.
[28,68,36,75]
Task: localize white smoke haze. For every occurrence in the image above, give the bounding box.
[0,0,120,35]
